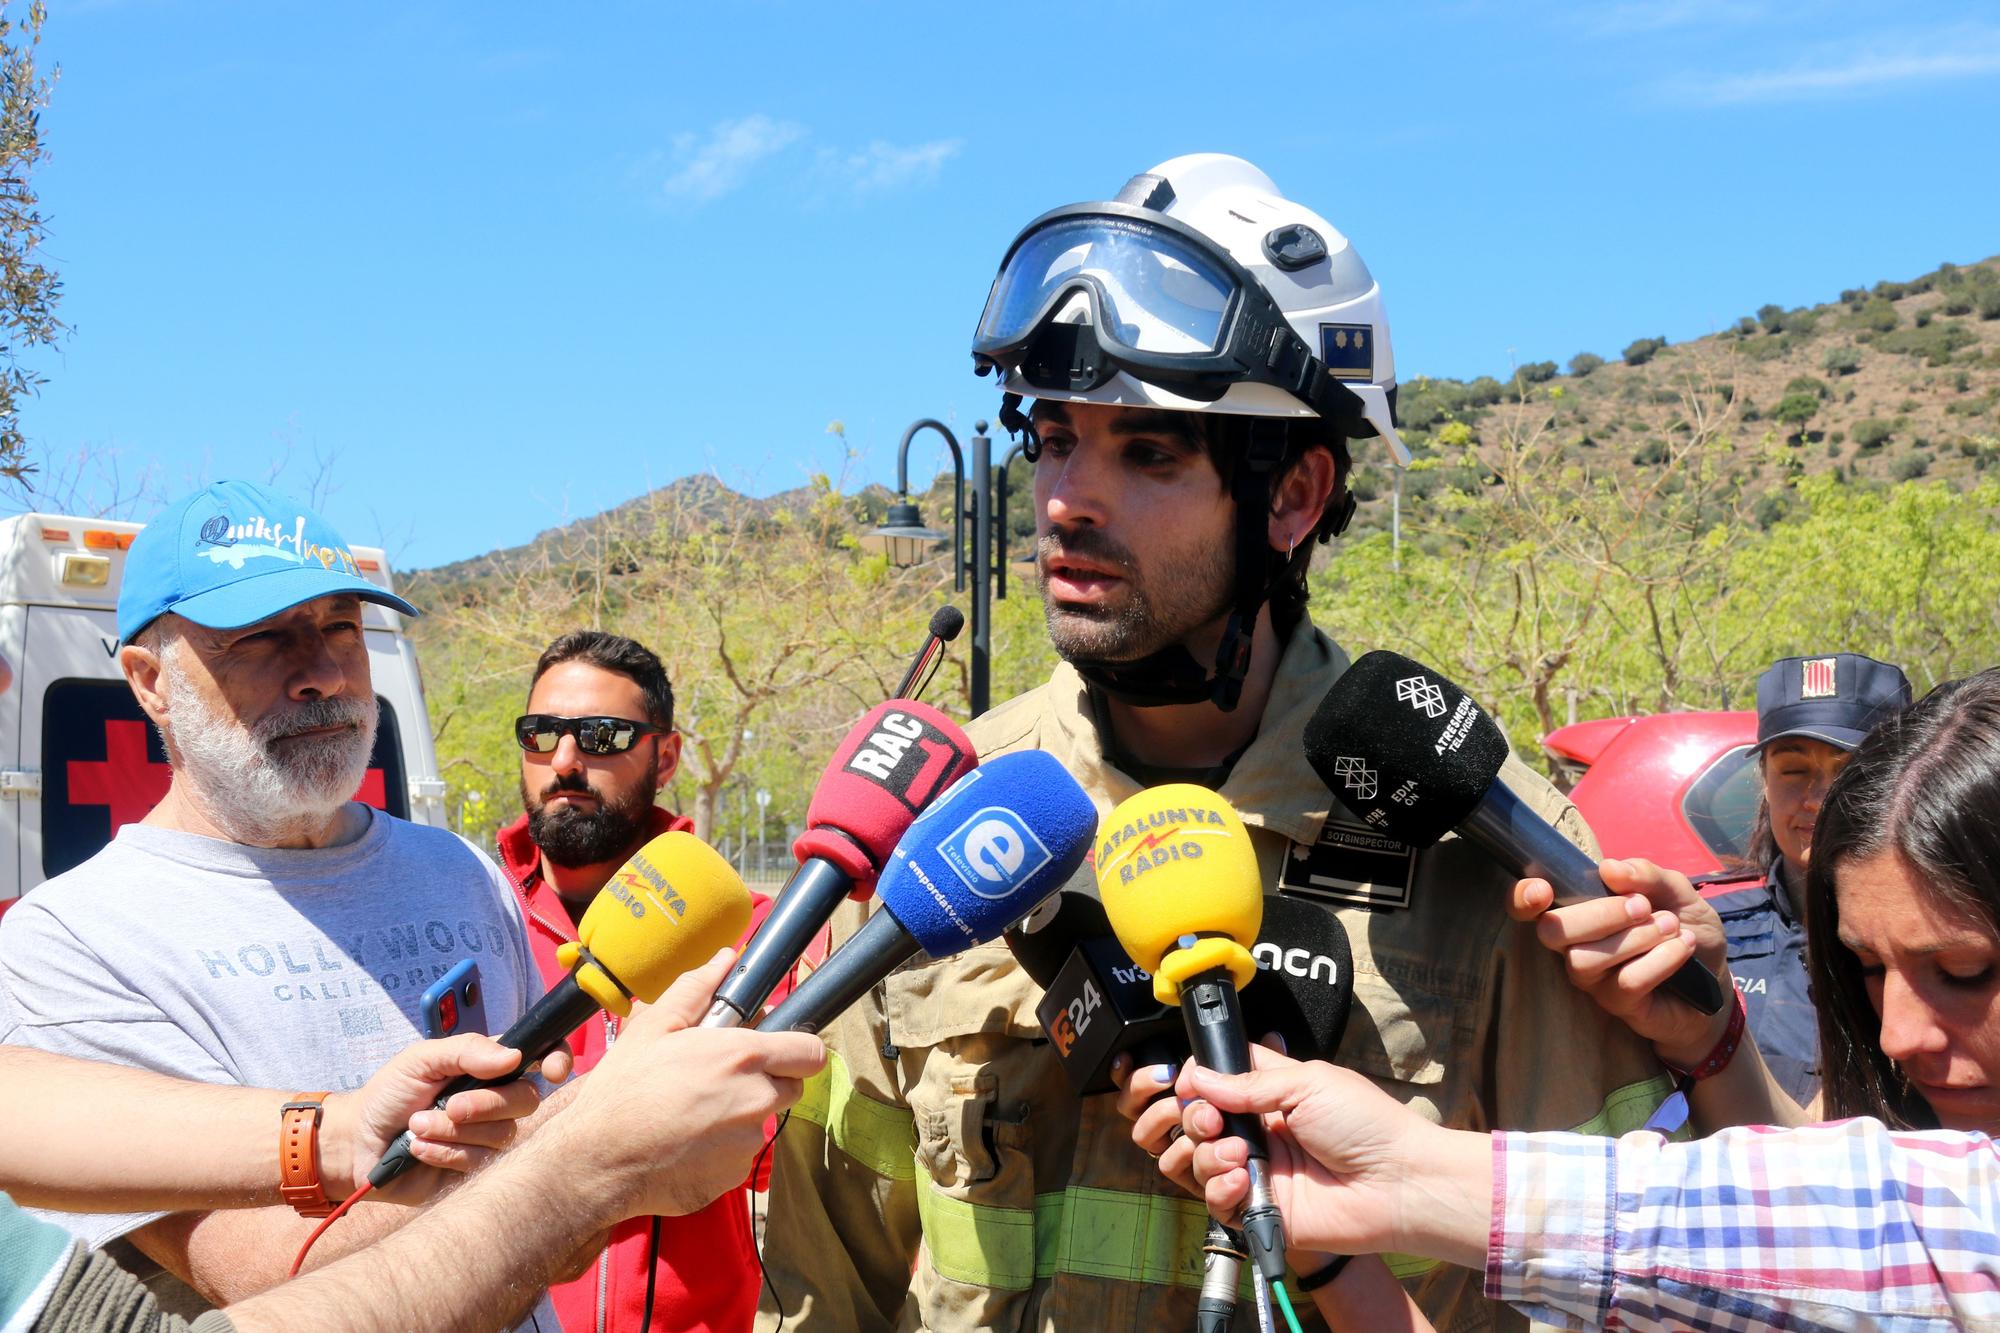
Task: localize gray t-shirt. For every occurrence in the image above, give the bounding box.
[0,809,547,1314]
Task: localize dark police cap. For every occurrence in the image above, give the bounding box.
[1756,653,1912,752]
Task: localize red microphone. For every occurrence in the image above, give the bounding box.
[702,699,976,1027]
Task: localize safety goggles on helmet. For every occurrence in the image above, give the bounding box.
[515,714,666,756]
[972,203,1363,427]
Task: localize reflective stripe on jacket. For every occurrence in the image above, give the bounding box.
[758,621,1675,1333]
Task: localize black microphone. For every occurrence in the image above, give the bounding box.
[1304,650,1725,1016]
[893,604,966,702]
[1016,894,1355,1329]
[1014,894,1355,1096]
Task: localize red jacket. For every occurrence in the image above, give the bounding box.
[499,807,780,1333]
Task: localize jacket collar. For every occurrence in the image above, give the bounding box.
[1041,616,1351,847]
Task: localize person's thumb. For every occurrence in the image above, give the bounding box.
[393,1032,524,1085]
[1178,1060,1313,1118]
[647,949,735,1030]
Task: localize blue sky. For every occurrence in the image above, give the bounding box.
[16,0,2000,568]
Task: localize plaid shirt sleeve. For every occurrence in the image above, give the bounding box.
[1487,1119,2000,1333]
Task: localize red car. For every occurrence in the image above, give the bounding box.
[1541,711,1760,879]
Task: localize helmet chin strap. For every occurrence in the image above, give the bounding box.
[1068,417,1290,713]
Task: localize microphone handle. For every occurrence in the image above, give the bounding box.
[370,974,599,1187]
[758,908,920,1035]
[1179,969,1288,1283]
[704,857,852,1028]
[893,633,942,701]
[1461,783,1727,1017]
[1178,973,1268,1160]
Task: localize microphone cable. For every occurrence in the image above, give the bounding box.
[751,1109,794,1333]
[288,1179,373,1278]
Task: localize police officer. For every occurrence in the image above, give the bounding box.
[757,154,1676,1333]
[1704,652,1913,1106]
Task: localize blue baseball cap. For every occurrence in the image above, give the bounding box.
[1755,653,1911,752]
[117,480,419,645]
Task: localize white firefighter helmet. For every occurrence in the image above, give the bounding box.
[972,153,1408,464]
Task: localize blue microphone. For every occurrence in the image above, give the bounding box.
[758,750,1095,1035]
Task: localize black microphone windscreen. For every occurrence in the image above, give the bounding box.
[1303,650,1511,847]
[929,605,966,642]
[1006,891,1112,988]
[1242,896,1354,1062]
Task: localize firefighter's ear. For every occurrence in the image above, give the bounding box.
[119,643,171,726]
[1267,445,1337,551]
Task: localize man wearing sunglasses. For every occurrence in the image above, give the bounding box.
[497,629,779,1333]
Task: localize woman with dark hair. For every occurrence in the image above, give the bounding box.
[1805,667,2000,1130]
[1153,672,2000,1332]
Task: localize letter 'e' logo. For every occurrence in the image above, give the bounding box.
[938,807,1052,900]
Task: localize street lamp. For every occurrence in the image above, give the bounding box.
[865,417,1016,717]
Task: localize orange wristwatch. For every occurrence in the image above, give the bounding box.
[279,1093,337,1218]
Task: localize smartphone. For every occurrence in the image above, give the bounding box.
[421,959,488,1039]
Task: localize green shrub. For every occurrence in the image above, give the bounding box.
[1824,346,1863,376]
[1516,360,1557,384]
[1853,418,1894,450]
[1875,321,1978,365]
[1623,336,1666,366]
[1732,317,1759,337]
[1632,439,1669,466]
[1784,310,1819,337]
[1916,310,1934,328]
[1784,375,1831,400]
[1979,290,2000,321]
[1566,351,1604,377]
[1875,281,1908,301]
[1893,451,1932,481]
[1738,333,1797,362]
[1855,298,1900,333]
[1943,292,1975,316]
[1753,492,1791,527]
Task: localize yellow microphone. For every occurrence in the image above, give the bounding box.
[370,831,750,1187]
[560,831,752,1015]
[1096,785,1290,1294]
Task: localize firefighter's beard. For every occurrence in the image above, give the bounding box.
[161,650,379,844]
[1037,525,1236,665]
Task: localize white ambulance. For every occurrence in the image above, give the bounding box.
[0,512,448,913]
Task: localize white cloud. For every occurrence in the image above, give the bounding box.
[657,115,808,205]
[1665,26,2000,104]
[815,138,963,195]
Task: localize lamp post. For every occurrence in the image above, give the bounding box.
[863,418,1015,717]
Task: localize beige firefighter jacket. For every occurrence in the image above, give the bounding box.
[758,621,1674,1332]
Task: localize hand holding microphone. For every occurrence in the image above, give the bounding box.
[1303,651,1726,1018]
[555,950,828,1222]
[1096,785,1292,1296]
[370,831,752,1187]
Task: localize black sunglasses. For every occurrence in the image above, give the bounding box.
[514,714,667,756]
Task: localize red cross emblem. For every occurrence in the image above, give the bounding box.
[67,719,389,834]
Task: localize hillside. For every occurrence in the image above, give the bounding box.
[408,254,2000,589]
[404,253,2000,850]
[1342,255,2000,534]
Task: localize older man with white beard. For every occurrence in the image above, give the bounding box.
[0,481,557,1330]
